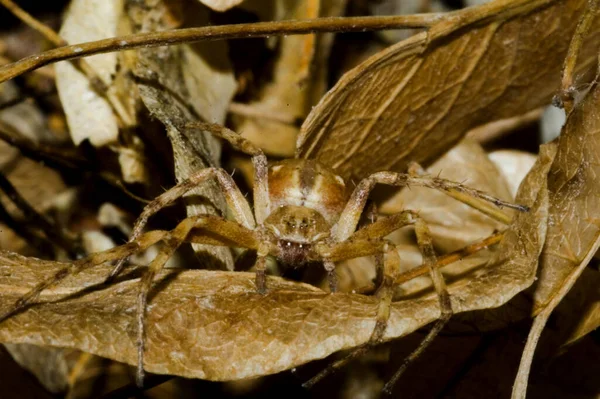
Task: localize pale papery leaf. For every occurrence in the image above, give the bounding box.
[55,0,123,147]
[297,0,600,180]
[381,138,513,253]
[197,0,245,12]
[488,150,537,198]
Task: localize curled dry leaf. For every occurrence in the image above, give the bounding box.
[513,75,600,398]
[129,0,237,269]
[0,151,548,380]
[297,0,600,180]
[3,343,79,393]
[528,77,600,311]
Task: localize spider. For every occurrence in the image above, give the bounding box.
[0,121,526,392]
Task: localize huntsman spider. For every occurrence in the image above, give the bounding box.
[0,122,527,393]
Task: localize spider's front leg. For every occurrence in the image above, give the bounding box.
[133,214,260,386]
[108,122,269,281]
[332,169,527,242]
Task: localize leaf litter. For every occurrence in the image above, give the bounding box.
[0,0,598,396]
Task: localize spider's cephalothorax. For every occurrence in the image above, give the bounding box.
[263,159,347,266]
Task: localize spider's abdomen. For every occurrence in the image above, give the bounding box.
[268,159,348,224]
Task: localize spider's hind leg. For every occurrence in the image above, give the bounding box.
[305,213,452,393]
[381,217,452,394]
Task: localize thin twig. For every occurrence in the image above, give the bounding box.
[0,0,65,46]
[0,125,150,204]
[0,14,442,83]
[0,121,87,169]
[0,196,54,256]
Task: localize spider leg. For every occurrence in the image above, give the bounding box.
[381,217,452,394]
[304,239,400,388]
[134,214,260,386]
[307,213,452,392]
[110,122,270,281]
[332,171,527,242]
[107,165,256,281]
[0,229,166,324]
[185,122,270,224]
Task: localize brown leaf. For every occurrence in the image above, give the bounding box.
[528,78,600,311]
[297,0,600,180]
[129,0,237,269]
[513,69,600,399]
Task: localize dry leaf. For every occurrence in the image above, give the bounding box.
[55,0,123,147]
[528,79,600,312]
[197,0,245,12]
[513,68,600,399]
[297,0,600,180]
[488,150,537,198]
[0,345,54,398]
[232,0,346,157]
[3,343,77,393]
[381,138,513,252]
[129,0,237,269]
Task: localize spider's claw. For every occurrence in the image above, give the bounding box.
[255,270,267,295]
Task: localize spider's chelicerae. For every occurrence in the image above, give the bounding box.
[0,122,527,392]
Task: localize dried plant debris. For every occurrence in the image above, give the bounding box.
[55,0,145,184]
[55,0,128,146]
[129,0,237,269]
[231,0,346,157]
[1,0,600,396]
[298,0,600,180]
[513,69,600,398]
